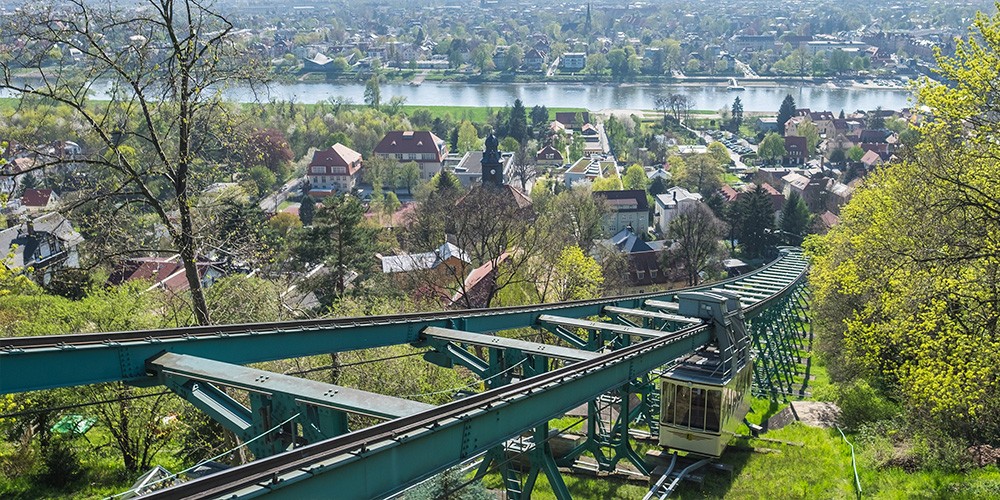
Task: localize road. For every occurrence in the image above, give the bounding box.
[260,178,305,213]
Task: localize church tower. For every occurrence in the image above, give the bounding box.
[481,133,504,186]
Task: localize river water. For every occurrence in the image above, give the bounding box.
[232,81,915,113]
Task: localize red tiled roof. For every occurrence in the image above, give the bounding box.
[373,131,445,160]
[21,188,53,207]
[309,143,362,175]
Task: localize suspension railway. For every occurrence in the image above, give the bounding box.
[0,248,811,499]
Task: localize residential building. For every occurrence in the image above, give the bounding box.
[560,52,587,71]
[783,136,808,166]
[373,130,448,181]
[596,227,668,286]
[108,255,225,293]
[535,144,564,166]
[0,212,84,284]
[593,189,650,235]
[563,155,617,188]
[655,187,702,235]
[524,48,546,71]
[307,143,362,196]
[379,242,470,274]
[20,189,59,213]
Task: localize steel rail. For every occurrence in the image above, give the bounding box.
[146,254,809,499]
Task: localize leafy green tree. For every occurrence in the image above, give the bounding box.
[586,52,608,74]
[847,145,865,162]
[672,154,723,194]
[807,9,1000,443]
[569,134,585,160]
[797,119,820,154]
[399,161,420,194]
[591,176,622,191]
[758,132,786,164]
[553,245,604,300]
[457,120,481,152]
[829,49,851,74]
[734,184,775,259]
[778,191,811,245]
[622,164,649,191]
[777,94,796,135]
[529,105,549,139]
[248,165,276,196]
[707,142,731,166]
[267,211,302,239]
[364,75,381,108]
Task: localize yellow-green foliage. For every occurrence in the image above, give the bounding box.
[806,8,1000,432]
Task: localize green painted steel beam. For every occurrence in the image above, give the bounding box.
[148,327,714,500]
[537,315,670,339]
[644,299,680,311]
[419,327,597,362]
[149,353,434,420]
[601,306,702,324]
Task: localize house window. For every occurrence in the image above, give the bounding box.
[636,270,646,281]
[650,269,658,279]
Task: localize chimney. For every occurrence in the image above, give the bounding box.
[672,190,677,202]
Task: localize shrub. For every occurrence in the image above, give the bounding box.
[835,379,899,430]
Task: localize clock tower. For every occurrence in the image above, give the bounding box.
[481,133,504,186]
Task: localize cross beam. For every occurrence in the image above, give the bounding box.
[420,327,598,362]
[149,353,433,421]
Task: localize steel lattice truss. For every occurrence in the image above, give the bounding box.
[0,249,811,499]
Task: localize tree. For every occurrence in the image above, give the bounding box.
[707,142,731,166]
[733,184,775,259]
[797,119,820,155]
[758,132,787,164]
[507,99,529,144]
[529,105,550,139]
[268,211,303,239]
[867,106,886,129]
[666,204,725,285]
[731,96,744,130]
[399,161,420,195]
[569,134,585,160]
[672,154,723,194]
[778,191,811,245]
[295,195,374,300]
[244,129,294,180]
[622,164,649,191]
[510,144,536,191]
[846,145,865,162]
[586,52,608,74]
[504,45,524,71]
[364,76,381,108]
[0,0,266,325]
[552,245,604,301]
[591,176,623,191]
[299,195,316,225]
[777,94,796,135]
[829,49,851,74]
[807,9,1000,443]
[457,120,481,152]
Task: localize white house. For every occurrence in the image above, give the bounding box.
[655,187,702,235]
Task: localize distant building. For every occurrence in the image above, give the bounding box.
[535,144,564,166]
[19,189,59,213]
[108,255,225,293]
[451,150,514,188]
[654,187,702,235]
[561,52,587,71]
[307,143,363,196]
[0,212,84,284]
[596,227,669,286]
[783,136,808,166]
[524,48,546,71]
[593,189,650,235]
[373,131,448,181]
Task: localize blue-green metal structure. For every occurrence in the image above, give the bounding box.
[0,248,810,499]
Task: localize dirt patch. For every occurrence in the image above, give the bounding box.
[790,401,841,428]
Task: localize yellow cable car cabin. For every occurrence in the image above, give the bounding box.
[658,290,752,457]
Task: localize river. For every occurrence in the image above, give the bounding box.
[231,80,914,113]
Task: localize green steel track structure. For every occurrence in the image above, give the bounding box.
[0,248,810,499]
